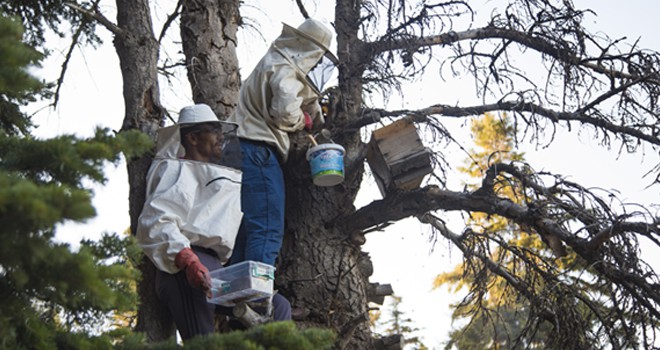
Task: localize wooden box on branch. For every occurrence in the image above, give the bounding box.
[366,118,432,197]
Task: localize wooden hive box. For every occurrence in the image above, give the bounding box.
[366,118,433,197]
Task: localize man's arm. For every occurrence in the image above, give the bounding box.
[137,161,194,274]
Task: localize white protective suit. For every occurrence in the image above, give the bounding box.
[227,19,338,160]
[136,124,243,274]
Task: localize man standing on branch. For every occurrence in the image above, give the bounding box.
[228,18,338,268]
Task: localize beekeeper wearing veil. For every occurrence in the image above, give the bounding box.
[137,103,290,341]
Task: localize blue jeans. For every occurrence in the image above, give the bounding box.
[230,139,285,266]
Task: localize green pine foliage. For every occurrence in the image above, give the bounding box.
[0,0,101,48]
[0,13,43,135]
[0,11,152,349]
[114,321,336,350]
[0,13,42,97]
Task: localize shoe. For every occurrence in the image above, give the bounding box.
[291,307,310,320]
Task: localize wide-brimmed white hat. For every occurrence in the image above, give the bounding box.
[283,18,338,64]
[178,104,221,125]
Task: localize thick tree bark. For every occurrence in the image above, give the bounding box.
[180,0,241,118]
[280,151,373,349]
[114,0,173,342]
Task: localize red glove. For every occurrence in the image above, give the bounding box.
[303,111,313,131]
[175,247,211,293]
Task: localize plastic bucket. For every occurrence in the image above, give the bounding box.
[306,143,345,186]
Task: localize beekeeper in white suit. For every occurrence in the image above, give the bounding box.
[137,104,290,341]
[227,18,338,270]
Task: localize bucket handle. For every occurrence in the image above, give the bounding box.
[306,131,337,150]
[306,133,318,146]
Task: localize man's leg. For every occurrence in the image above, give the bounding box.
[155,248,223,341]
[271,293,292,321]
[231,140,285,266]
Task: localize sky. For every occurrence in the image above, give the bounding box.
[29,1,660,349]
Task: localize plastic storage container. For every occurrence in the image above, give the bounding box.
[206,260,275,306]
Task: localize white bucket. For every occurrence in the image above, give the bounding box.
[306,143,345,186]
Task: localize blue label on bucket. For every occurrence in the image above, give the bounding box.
[310,149,344,176]
[306,143,345,186]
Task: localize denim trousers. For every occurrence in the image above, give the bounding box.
[230,139,285,266]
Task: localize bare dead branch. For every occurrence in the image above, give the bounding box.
[356,100,660,147]
[341,158,660,331]
[157,0,182,44]
[52,21,84,109]
[418,213,558,320]
[51,0,106,108]
[366,26,659,85]
[65,2,125,37]
[295,0,310,19]
[419,189,659,346]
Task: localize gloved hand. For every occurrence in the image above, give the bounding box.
[303,110,313,131]
[175,247,211,293]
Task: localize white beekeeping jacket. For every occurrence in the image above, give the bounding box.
[137,124,243,274]
[227,19,337,160]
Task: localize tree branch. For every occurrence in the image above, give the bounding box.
[52,19,85,109]
[354,100,660,147]
[337,164,660,319]
[157,0,182,44]
[337,312,369,350]
[295,0,310,19]
[65,2,126,37]
[418,213,558,321]
[365,26,660,85]
[344,183,571,247]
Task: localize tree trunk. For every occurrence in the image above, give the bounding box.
[279,164,373,349]
[180,0,241,118]
[114,0,174,342]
